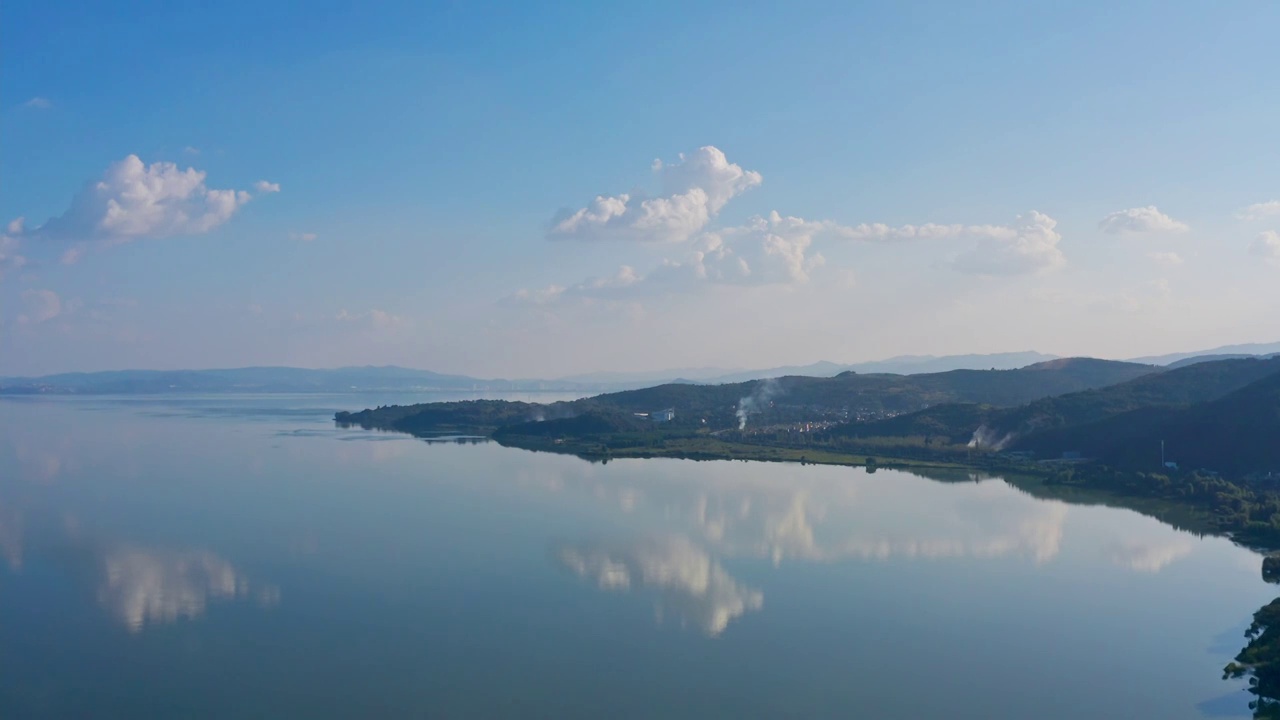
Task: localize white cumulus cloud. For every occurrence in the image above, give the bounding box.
[7,155,271,266]
[254,180,281,193]
[1238,200,1280,221]
[1098,206,1189,235]
[55,155,253,240]
[950,211,1065,275]
[514,208,1066,304]
[694,211,829,284]
[548,146,762,243]
[510,212,834,304]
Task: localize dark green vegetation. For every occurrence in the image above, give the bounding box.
[1226,597,1280,718]
[337,358,1158,472]
[842,356,1280,449]
[340,355,1280,485]
[336,358,1161,479]
[347,400,557,434]
[1016,369,1280,476]
[578,357,1155,418]
[1038,464,1280,546]
[338,356,1280,484]
[832,357,1280,547]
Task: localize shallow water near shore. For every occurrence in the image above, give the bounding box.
[0,393,1273,718]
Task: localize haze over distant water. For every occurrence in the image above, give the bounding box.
[3,342,1276,395]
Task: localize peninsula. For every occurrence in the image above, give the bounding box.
[337,355,1280,542]
[338,354,1280,712]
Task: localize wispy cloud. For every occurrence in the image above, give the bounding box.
[22,97,52,110]
[254,180,281,194]
[1147,251,1184,267]
[334,308,408,330]
[17,289,78,325]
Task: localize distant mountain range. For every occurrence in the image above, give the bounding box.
[0,366,587,395]
[1127,341,1280,367]
[694,351,1060,384]
[2,342,1277,395]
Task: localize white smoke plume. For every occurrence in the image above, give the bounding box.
[968,424,1016,451]
[736,378,782,430]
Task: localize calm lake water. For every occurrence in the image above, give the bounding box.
[0,393,1275,719]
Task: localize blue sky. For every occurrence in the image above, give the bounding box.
[3,1,1279,377]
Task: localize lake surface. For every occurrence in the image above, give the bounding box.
[0,393,1274,718]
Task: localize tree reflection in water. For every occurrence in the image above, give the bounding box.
[1225,557,1280,718]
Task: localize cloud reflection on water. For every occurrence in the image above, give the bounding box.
[689,481,1069,566]
[557,535,763,636]
[527,461,1074,569]
[96,544,278,632]
[1106,538,1195,573]
[0,500,276,632]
